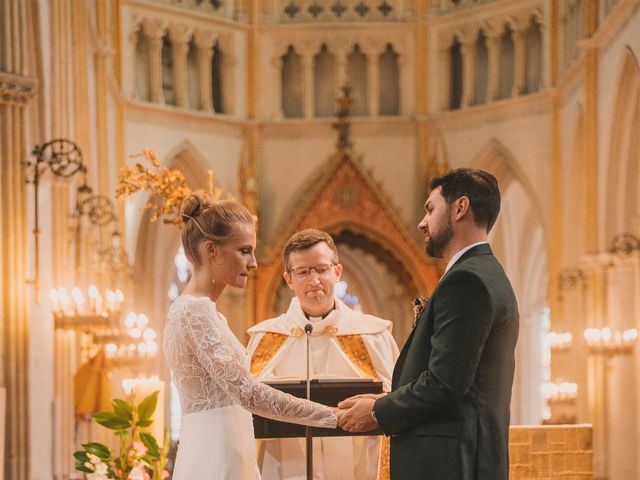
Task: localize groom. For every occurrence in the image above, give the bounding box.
[337,168,519,480]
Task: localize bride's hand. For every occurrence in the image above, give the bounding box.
[331,407,348,426]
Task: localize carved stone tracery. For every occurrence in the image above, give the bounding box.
[0,72,38,107]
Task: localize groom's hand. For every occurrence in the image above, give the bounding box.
[337,397,378,432]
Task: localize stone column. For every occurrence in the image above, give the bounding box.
[222,53,237,116]
[460,33,476,108]
[512,27,526,96]
[194,30,217,112]
[485,30,501,102]
[216,34,236,116]
[398,51,409,116]
[168,25,193,109]
[142,19,166,104]
[128,28,140,99]
[272,55,284,119]
[537,12,550,89]
[367,50,380,116]
[0,63,37,480]
[302,53,314,118]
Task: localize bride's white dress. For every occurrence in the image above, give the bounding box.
[164,295,336,479]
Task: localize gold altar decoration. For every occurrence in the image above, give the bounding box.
[117,149,235,224]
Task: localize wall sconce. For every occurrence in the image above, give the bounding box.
[547,331,573,351]
[541,381,578,403]
[608,232,640,256]
[583,327,638,355]
[25,139,88,301]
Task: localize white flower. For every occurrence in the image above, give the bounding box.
[94,461,109,475]
[127,466,147,480]
[87,472,109,480]
[85,454,109,479]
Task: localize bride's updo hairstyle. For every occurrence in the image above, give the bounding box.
[180,192,254,266]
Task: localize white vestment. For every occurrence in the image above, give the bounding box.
[246,297,399,480]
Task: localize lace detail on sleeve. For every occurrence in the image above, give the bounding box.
[179,300,336,428]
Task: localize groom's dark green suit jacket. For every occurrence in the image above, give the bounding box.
[374,244,519,480]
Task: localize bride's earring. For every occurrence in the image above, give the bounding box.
[206,242,216,285]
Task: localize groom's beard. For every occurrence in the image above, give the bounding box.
[426,213,453,259]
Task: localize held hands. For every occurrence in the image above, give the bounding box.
[335,393,384,433]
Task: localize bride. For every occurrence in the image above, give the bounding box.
[164,193,337,479]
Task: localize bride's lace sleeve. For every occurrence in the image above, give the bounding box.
[184,302,336,428]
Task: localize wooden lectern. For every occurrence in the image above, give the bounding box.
[253,378,384,438]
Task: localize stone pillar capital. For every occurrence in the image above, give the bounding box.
[167,24,193,46]
[437,31,457,50]
[483,19,505,39]
[141,18,167,40]
[507,15,530,34]
[193,29,218,50]
[459,28,479,47]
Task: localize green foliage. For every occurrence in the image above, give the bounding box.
[73,391,170,480]
[137,391,158,421]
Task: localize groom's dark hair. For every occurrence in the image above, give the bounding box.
[430,168,501,232]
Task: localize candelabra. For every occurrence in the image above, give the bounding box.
[49,285,123,330]
[95,312,159,367]
[583,327,638,355]
[547,331,573,351]
[541,381,579,403]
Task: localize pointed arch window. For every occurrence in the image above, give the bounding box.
[135,31,150,101]
[212,42,224,113]
[161,34,175,105]
[314,44,336,117]
[448,38,462,109]
[187,38,199,109]
[281,45,304,118]
[348,44,368,116]
[379,44,400,115]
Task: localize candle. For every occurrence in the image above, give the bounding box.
[88,285,98,313]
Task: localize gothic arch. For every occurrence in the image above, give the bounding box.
[471,139,548,424]
[133,144,211,325]
[605,47,640,242]
[254,152,440,342]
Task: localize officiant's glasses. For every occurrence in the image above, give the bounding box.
[289,263,337,280]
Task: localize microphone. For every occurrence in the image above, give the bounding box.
[304,322,313,480]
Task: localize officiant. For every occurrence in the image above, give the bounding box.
[246,229,399,480]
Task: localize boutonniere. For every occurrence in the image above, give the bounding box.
[412,296,429,328]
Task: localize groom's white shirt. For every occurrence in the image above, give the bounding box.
[246,297,399,480]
